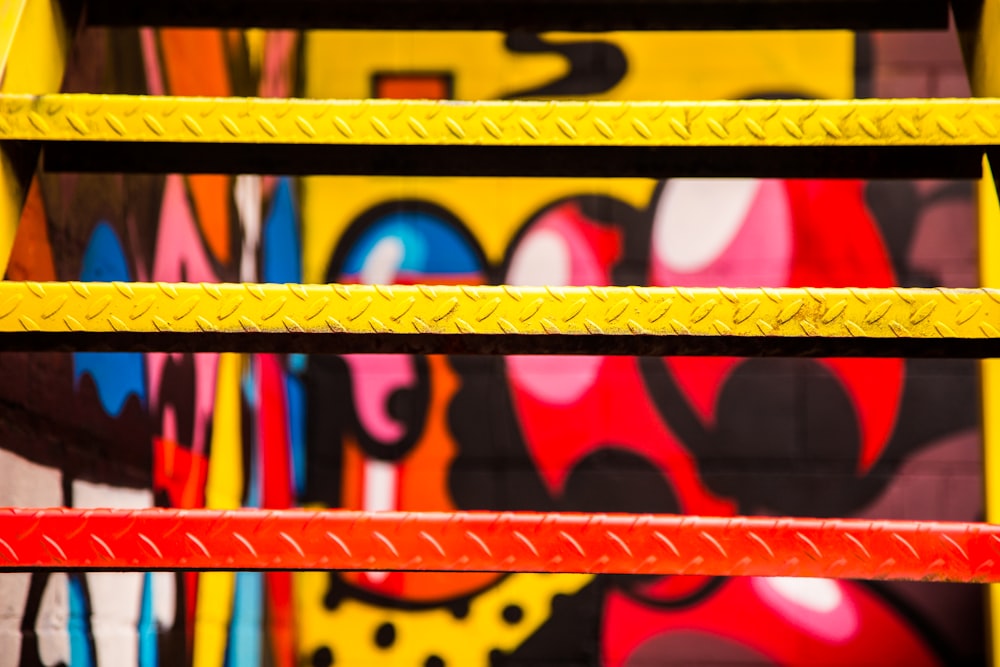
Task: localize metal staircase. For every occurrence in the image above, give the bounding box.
[0,0,998,662]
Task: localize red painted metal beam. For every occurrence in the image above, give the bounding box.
[0,509,996,582]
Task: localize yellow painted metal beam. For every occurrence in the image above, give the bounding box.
[1,282,1000,356]
[956,0,999,98]
[3,282,999,338]
[981,158,1000,666]
[0,0,74,277]
[1,94,999,148]
[954,1,1000,660]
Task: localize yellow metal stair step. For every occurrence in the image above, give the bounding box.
[1,281,999,357]
[5,94,998,178]
[5,94,998,147]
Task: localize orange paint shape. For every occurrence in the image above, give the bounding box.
[397,355,460,513]
[158,29,232,264]
[6,178,55,281]
[397,355,502,600]
[340,355,501,601]
[341,355,503,602]
[187,175,232,265]
[159,30,232,97]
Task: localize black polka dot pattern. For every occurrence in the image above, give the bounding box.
[375,622,396,648]
[502,604,523,624]
[312,646,334,667]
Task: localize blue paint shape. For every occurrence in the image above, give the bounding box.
[138,572,158,667]
[79,223,131,283]
[287,353,307,374]
[242,363,258,407]
[259,180,307,497]
[341,210,481,277]
[73,222,146,416]
[68,574,95,667]
[285,372,306,498]
[226,572,263,667]
[242,361,262,509]
[261,178,302,284]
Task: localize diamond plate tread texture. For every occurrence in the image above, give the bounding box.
[0,508,997,582]
[2,94,1000,147]
[0,281,999,341]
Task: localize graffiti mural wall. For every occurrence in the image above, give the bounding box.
[0,21,986,667]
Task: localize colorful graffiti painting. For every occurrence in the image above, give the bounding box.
[0,21,986,667]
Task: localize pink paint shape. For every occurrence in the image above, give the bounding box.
[341,354,417,445]
[147,175,220,458]
[506,202,618,406]
[652,179,792,288]
[752,577,859,643]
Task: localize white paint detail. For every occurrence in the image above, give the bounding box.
[360,236,405,285]
[0,450,62,506]
[74,481,154,667]
[765,577,844,614]
[362,459,398,584]
[236,174,262,283]
[36,572,70,667]
[653,178,761,273]
[507,229,571,287]
[0,451,62,667]
[0,576,31,667]
[152,572,176,631]
[362,458,397,513]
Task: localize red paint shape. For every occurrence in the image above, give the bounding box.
[152,436,208,649]
[662,357,739,426]
[153,437,208,510]
[255,354,296,667]
[657,181,903,472]
[603,578,939,667]
[506,199,730,516]
[266,571,295,667]
[630,573,716,604]
[184,570,199,654]
[785,180,895,289]
[375,73,451,100]
[256,354,294,510]
[785,180,903,472]
[824,357,903,473]
[567,204,623,271]
[513,356,733,517]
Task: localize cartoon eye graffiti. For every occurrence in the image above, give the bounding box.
[338,207,484,286]
[309,203,495,602]
[505,199,619,406]
[334,206,485,458]
[644,179,906,517]
[501,198,732,524]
